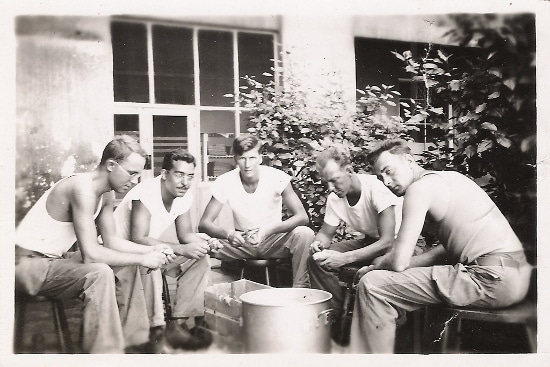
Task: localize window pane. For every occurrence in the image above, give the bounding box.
[199,30,234,107]
[238,32,274,87]
[114,114,139,139]
[200,110,236,180]
[152,115,188,176]
[112,22,149,102]
[153,25,194,105]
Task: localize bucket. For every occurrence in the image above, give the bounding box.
[240,288,333,353]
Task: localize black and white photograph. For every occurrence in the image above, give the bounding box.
[1,0,549,366]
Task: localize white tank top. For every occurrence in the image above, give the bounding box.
[16,175,103,257]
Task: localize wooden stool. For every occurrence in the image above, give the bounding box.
[239,259,281,287]
[425,268,537,353]
[14,293,75,353]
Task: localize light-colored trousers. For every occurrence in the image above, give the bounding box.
[15,251,150,353]
[140,255,210,327]
[213,226,314,288]
[349,261,533,353]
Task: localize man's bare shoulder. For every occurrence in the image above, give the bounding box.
[52,174,97,202]
[407,173,447,196]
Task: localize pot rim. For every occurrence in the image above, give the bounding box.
[240,288,332,307]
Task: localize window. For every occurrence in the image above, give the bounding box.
[112,20,276,181]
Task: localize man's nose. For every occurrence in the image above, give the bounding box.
[382,175,392,187]
[327,182,335,192]
[182,176,189,187]
[131,175,140,185]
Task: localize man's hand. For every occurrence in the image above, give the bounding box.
[227,230,246,247]
[177,241,209,259]
[243,227,267,247]
[311,249,348,271]
[141,251,170,269]
[355,253,392,279]
[207,237,224,253]
[310,240,327,253]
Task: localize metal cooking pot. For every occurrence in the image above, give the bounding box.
[240,288,333,353]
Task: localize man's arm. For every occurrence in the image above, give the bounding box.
[254,183,309,240]
[387,184,431,271]
[174,210,211,259]
[310,223,338,252]
[313,206,396,270]
[72,188,168,268]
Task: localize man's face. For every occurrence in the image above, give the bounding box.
[162,160,195,198]
[109,152,146,193]
[318,159,352,198]
[372,151,414,197]
[235,146,262,180]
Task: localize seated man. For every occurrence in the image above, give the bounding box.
[307,146,402,337]
[349,139,532,353]
[114,149,220,351]
[15,135,174,353]
[199,134,314,288]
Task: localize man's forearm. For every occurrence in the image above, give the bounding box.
[103,236,152,254]
[344,238,392,264]
[408,244,447,268]
[199,221,232,241]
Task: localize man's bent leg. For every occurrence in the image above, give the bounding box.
[173,256,211,318]
[36,257,125,353]
[113,265,151,348]
[349,267,445,353]
[140,268,166,328]
[308,238,367,311]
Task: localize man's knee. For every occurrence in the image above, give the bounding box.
[290,226,314,243]
[84,263,116,289]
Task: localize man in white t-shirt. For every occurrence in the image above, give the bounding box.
[199,134,314,287]
[114,149,221,352]
[308,146,402,340]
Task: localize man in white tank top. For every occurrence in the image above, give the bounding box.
[114,149,221,351]
[15,135,176,353]
[199,134,314,288]
[349,139,532,353]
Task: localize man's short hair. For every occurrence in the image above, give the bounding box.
[367,139,411,166]
[100,135,147,165]
[162,149,196,170]
[232,134,262,156]
[316,145,352,170]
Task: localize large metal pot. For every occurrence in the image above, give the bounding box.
[240,288,333,353]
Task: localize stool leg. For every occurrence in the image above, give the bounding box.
[265,266,270,287]
[52,300,73,353]
[161,272,173,322]
[14,297,26,353]
[526,323,537,352]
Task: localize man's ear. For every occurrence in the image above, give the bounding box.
[405,154,415,165]
[160,169,167,180]
[106,159,115,172]
[345,165,354,174]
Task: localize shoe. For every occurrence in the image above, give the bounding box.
[189,318,213,348]
[125,341,153,354]
[330,315,350,347]
[164,320,211,350]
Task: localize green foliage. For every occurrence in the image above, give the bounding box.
[394,14,536,253]
[232,60,414,237]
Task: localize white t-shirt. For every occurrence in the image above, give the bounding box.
[211,165,291,231]
[114,176,193,239]
[323,174,402,238]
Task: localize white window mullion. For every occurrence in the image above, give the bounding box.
[146,22,155,104]
[193,27,200,108]
[233,31,240,135]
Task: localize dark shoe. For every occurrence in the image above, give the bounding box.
[125,341,153,354]
[189,319,213,348]
[164,320,211,350]
[330,315,350,347]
